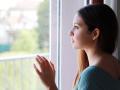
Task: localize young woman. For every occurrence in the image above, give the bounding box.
[34,4,120,90]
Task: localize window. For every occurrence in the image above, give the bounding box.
[0,0,58,90]
[0,0,50,57]
[59,0,85,90]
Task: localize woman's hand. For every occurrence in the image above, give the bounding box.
[34,55,57,90]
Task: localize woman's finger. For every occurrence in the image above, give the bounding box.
[36,57,45,73]
[37,56,49,70]
[34,64,48,85]
[50,61,55,76]
[37,56,53,76]
[50,61,55,69]
[42,56,56,74]
[40,56,52,71]
[34,64,42,76]
[37,55,47,68]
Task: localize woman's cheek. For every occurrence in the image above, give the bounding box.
[75,30,89,49]
[73,30,84,48]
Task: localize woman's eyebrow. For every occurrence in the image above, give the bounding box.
[74,23,81,27]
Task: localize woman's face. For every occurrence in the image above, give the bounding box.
[69,14,94,49]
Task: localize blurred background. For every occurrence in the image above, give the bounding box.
[0,0,49,89]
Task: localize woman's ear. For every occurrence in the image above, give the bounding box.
[91,28,100,40]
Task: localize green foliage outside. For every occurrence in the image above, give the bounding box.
[11,29,39,53]
[37,0,49,51]
[0,0,50,89]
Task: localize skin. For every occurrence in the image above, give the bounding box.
[34,55,57,90]
[34,13,120,90]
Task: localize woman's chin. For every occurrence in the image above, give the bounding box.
[72,43,81,49]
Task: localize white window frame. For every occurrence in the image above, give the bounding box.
[52,0,85,90]
[50,0,60,88]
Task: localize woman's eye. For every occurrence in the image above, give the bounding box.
[74,26,79,29]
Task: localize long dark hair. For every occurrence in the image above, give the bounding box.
[73,4,119,87]
[79,4,118,54]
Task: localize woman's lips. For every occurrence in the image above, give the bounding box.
[70,37,74,43]
[71,39,74,43]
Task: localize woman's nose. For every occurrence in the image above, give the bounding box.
[68,30,74,36]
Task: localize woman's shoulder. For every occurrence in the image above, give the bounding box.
[81,66,102,77]
[80,65,120,85]
[80,66,102,80]
[76,66,120,90]
[76,66,101,90]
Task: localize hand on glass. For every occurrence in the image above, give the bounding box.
[34,55,58,90]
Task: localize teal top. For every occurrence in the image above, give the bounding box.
[74,66,120,90]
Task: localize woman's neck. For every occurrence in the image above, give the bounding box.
[84,47,106,66]
[84,47,120,80]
